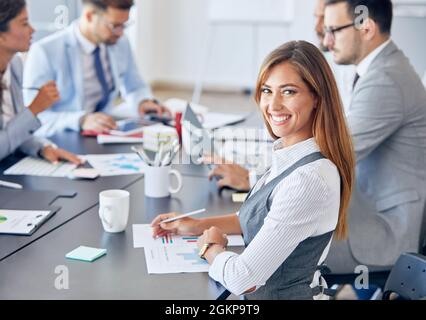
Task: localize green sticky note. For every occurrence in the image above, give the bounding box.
[66,246,107,262]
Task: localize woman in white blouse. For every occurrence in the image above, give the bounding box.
[152,41,355,300]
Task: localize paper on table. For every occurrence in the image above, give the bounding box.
[145,245,210,274]
[97,134,143,144]
[4,157,77,177]
[163,98,209,116]
[135,223,245,274]
[132,224,245,248]
[108,101,138,119]
[0,209,52,235]
[83,153,144,176]
[202,112,247,129]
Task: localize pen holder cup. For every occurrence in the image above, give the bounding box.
[144,165,182,198]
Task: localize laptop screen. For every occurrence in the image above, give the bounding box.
[182,103,216,160]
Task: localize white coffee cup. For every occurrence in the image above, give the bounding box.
[144,165,183,198]
[99,190,130,233]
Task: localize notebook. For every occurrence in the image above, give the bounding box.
[0,207,60,236]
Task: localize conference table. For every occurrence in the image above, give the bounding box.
[0,113,262,299]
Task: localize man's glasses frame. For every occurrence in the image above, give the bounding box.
[323,22,356,40]
[99,15,134,35]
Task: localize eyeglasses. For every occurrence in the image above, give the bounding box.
[323,22,355,40]
[102,17,134,35]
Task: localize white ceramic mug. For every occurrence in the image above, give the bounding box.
[144,165,183,198]
[99,190,130,233]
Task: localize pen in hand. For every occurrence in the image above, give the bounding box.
[160,208,206,224]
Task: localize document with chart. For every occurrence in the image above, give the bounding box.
[4,154,145,177]
[132,224,244,274]
[0,208,59,235]
[83,154,144,176]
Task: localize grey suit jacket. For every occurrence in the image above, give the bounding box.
[347,41,426,266]
[0,56,46,161]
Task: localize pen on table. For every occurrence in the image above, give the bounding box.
[0,179,23,190]
[160,208,206,224]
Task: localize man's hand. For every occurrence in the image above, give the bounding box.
[28,81,60,116]
[80,112,117,133]
[138,100,171,117]
[202,155,250,191]
[41,146,83,165]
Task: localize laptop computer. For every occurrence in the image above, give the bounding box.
[182,103,217,161]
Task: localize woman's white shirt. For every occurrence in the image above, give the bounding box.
[208,138,341,296]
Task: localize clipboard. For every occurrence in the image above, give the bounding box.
[0,188,77,209]
[0,206,61,236]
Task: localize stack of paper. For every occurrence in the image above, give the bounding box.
[97,134,143,144]
[142,124,178,152]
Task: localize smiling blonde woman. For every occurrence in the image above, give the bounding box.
[152,40,355,300]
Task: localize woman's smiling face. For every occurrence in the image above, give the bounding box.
[260,61,317,147]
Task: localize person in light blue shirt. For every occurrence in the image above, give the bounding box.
[23,0,170,137]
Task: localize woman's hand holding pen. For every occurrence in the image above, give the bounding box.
[28,81,60,115]
[151,212,202,238]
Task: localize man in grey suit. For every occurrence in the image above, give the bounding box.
[0,0,81,164]
[323,0,426,273]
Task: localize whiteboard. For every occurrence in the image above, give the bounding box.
[208,0,294,24]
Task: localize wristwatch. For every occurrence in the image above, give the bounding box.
[198,243,212,260]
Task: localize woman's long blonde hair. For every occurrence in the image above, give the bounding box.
[254,41,355,240]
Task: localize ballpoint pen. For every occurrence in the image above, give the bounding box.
[0,179,23,190]
[131,146,153,166]
[160,208,206,224]
[164,142,180,166]
[155,142,165,167]
[160,151,172,167]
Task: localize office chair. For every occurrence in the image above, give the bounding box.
[382,252,426,300]
[420,204,426,255]
[322,269,390,299]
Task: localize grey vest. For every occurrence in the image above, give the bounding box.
[239,152,334,300]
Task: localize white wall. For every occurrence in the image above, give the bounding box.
[131,0,426,90]
[132,0,316,89]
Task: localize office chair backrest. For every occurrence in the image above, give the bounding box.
[382,253,426,300]
[421,203,426,255]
